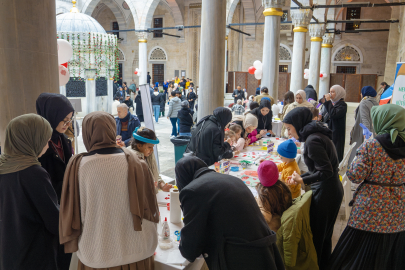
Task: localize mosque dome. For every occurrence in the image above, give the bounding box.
[56,12,106,34]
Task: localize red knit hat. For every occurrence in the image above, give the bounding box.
[258,161,279,187]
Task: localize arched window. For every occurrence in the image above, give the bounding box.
[279,46,292,61]
[149,47,167,61]
[333,46,361,62]
[118,48,125,61]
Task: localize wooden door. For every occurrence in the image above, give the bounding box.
[278,73,290,101]
[152,64,164,85]
[345,74,362,102]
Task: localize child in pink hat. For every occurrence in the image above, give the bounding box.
[255,161,292,232]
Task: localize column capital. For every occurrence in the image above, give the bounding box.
[321,33,335,47]
[309,24,325,39]
[291,9,312,28]
[136,32,148,42]
[262,0,285,9]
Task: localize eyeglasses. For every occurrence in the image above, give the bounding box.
[62,118,73,127]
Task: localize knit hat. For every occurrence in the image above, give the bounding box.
[277,139,297,159]
[258,161,279,187]
[181,101,189,108]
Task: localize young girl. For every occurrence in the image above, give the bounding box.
[130,127,173,192]
[256,161,293,232]
[229,124,244,151]
[225,130,236,143]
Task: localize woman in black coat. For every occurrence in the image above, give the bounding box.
[36,93,74,270]
[185,107,232,166]
[249,99,274,136]
[284,107,343,269]
[159,90,166,117]
[320,85,347,162]
[0,114,60,270]
[175,156,284,270]
[177,101,194,136]
[135,91,144,122]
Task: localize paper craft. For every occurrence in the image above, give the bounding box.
[243,171,259,177]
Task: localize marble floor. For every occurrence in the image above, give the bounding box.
[75,101,359,250]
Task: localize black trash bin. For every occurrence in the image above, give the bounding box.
[171,136,191,164]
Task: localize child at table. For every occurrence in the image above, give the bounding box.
[130,127,173,193]
[277,139,301,199]
[256,160,293,232]
[229,124,244,151]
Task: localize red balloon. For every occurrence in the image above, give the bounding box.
[61,62,68,68]
[320,73,323,78]
[248,66,256,75]
[134,71,138,75]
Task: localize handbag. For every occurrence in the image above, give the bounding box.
[183,120,205,158]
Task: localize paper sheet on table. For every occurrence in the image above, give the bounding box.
[166,249,190,266]
[156,191,171,206]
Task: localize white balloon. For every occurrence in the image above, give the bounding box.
[253,60,262,69]
[254,69,262,80]
[57,39,73,64]
[59,65,70,86]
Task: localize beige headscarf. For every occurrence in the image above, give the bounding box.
[232,114,258,138]
[59,112,159,252]
[0,114,52,175]
[331,85,346,104]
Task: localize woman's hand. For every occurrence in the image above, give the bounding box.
[161,183,173,192]
[295,142,301,147]
[325,93,331,102]
[234,150,240,156]
[256,134,262,139]
[226,138,232,144]
[287,171,303,185]
[260,130,267,136]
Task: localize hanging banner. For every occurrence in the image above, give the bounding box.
[391,62,405,108]
[139,84,160,170]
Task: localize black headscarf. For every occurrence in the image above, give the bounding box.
[175,156,211,191]
[36,93,74,143]
[213,107,232,129]
[259,99,271,110]
[283,107,313,141]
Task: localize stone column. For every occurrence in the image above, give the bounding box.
[261,0,285,101]
[0,0,59,146]
[319,33,335,98]
[107,69,114,114]
[137,32,148,86]
[85,69,96,114]
[197,0,226,120]
[308,24,325,92]
[290,9,312,93]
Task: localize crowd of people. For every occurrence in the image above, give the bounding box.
[0,79,404,270]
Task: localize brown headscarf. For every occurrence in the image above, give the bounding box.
[0,114,52,175]
[59,111,159,252]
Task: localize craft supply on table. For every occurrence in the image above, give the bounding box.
[174,230,181,242]
[267,141,275,154]
[214,162,220,172]
[230,166,239,172]
[159,217,174,249]
[166,203,170,211]
[170,189,182,224]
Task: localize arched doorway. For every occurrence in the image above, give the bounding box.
[149,47,168,85]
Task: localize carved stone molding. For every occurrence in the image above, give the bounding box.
[136,32,149,41]
[309,24,325,38]
[334,46,361,62]
[290,9,312,28]
[322,33,335,45]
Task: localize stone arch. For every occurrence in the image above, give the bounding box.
[227,0,240,25]
[81,0,138,29]
[165,0,184,29]
[227,0,256,39]
[332,44,363,63]
[149,47,168,61]
[132,0,160,30]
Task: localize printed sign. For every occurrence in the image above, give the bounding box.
[391,62,405,108]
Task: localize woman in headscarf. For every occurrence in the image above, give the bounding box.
[135,90,144,122]
[328,104,405,270]
[59,112,159,270]
[348,86,379,165]
[284,107,343,269]
[231,112,259,140]
[280,91,295,138]
[36,93,75,200]
[248,99,274,137]
[0,114,60,270]
[283,90,314,118]
[185,107,233,166]
[36,93,74,270]
[319,85,348,162]
[175,156,284,270]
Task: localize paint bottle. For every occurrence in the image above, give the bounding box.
[161,217,170,240]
